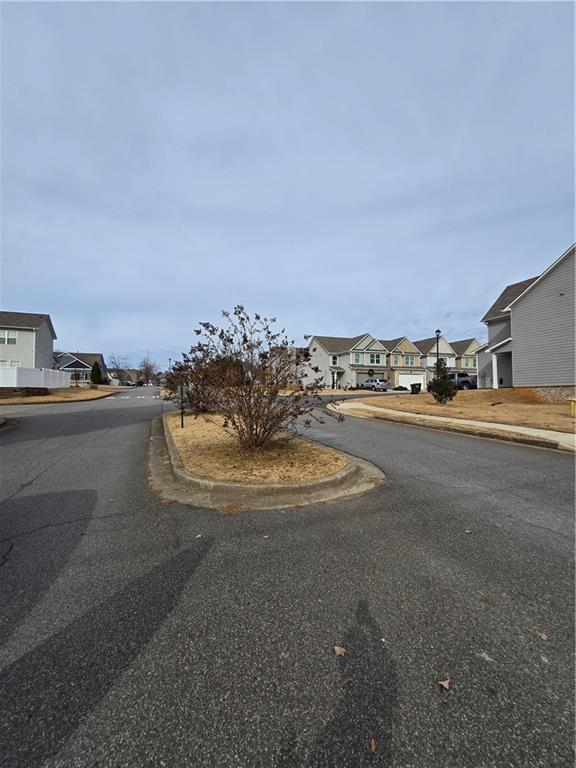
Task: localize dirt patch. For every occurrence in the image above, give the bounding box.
[0,385,120,406]
[164,412,348,485]
[355,388,575,433]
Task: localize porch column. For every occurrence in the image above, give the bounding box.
[491,354,498,389]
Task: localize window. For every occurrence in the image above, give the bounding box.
[404,355,416,366]
[0,360,7,367]
[392,355,400,366]
[369,353,380,365]
[0,330,17,345]
[9,360,20,367]
[353,352,361,364]
[331,355,338,366]
[463,356,474,368]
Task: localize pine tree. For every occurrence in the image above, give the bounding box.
[90,361,102,385]
[429,357,456,404]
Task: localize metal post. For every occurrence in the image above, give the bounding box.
[180,378,185,428]
[435,329,441,379]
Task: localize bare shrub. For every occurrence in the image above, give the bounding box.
[165,305,342,451]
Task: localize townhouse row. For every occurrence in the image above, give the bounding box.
[305,334,480,390]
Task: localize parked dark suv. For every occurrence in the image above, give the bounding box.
[427,371,477,391]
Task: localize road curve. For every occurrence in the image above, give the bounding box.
[0,391,573,767]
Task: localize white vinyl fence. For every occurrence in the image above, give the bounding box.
[0,368,71,389]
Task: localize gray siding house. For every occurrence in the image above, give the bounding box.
[307,334,389,389]
[509,245,575,388]
[56,352,108,383]
[306,333,427,389]
[0,311,57,369]
[479,244,575,391]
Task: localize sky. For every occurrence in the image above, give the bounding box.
[1,1,574,369]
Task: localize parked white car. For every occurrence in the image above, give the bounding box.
[362,377,389,391]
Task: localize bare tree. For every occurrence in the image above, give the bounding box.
[139,356,159,384]
[165,305,342,451]
[108,354,130,382]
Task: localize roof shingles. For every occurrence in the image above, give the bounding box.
[449,338,476,357]
[0,311,56,338]
[481,277,538,323]
[313,334,367,354]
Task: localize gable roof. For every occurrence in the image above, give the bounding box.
[59,352,106,368]
[412,337,447,355]
[313,334,367,354]
[503,243,575,311]
[412,338,435,354]
[481,277,538,323]
[350,334,388,351]
[379,337,404,350]
[0,311,57,339]
[450,338,478,357]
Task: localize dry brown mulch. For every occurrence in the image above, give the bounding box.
[165,412,348,484]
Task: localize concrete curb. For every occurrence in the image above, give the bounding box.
[329,403,574,453]
[148,416,385,511]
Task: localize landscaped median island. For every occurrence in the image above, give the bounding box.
[148,305,385,510]
[150,411,384,511]
[164,412,348,484]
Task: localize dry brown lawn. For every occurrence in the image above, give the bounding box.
[0,385,120,406]
[355,388,575,433]
[165,412,348,484]
[280,388,363,396]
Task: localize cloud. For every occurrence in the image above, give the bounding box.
[1,2,573,366]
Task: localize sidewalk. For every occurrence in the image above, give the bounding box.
[332,401,576,453]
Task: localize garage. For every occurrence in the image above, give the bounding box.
[398,373,425,388]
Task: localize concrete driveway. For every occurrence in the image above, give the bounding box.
[0,391,573,767]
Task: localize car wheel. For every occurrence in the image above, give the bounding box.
[372,386,377,391]
[462,383,471,390]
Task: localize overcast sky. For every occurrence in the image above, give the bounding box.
[1,2,574,368]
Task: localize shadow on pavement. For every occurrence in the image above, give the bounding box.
[306,599,397,767]
[0,490,97,646]
[277,600,396,767]
[0,541,212,768]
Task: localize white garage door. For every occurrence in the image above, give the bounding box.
[398,373,425,388]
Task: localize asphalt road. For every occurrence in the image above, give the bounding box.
[0,390,573,767]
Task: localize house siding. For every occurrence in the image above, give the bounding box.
[0,318,54,369]
[0,327,35,367]
[477,351,493,388]
[305,340,331,387]
[34,320,55,368]
[511,249,575,387]
[487,318,511,347]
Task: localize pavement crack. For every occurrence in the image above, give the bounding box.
[0,541,15,568]
[0,510,144,545]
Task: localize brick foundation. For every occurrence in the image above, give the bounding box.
[531,386,576,403]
